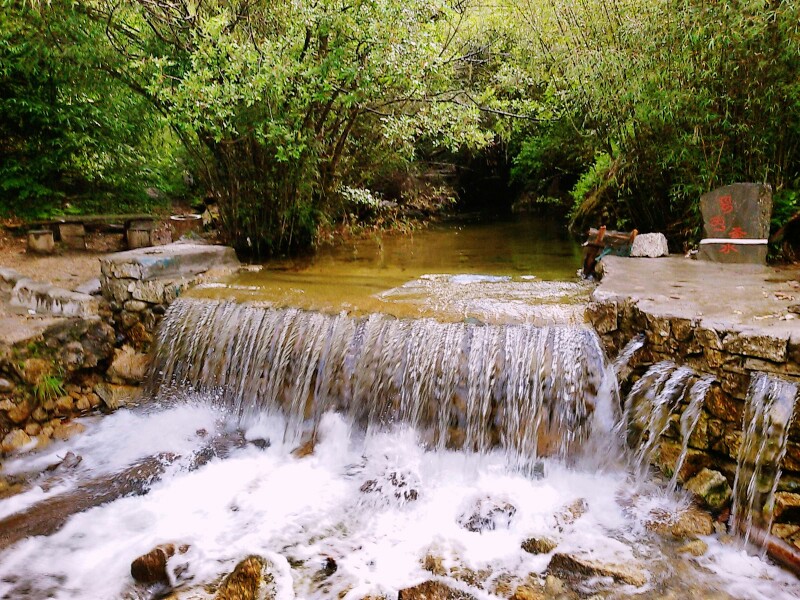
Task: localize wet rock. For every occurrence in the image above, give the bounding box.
[249,438,270,450]
[131,543,179,585]
[510,585,546,600]
[215,555,272,600]
[555,498,588,529]
[458,496,517,532]
[398,581,476,600]
[291,435,316,458]
[647,506,714,539]
[360,470,419,505]
[75,395,91,412]
[630,232,669,258]
[586,301,618,334]
[678,539,709,557]
[60,341,85,371]
[95,382,140,410]
[1,429,32,453]
[45,451,83,472]
[774,492,800,522]
[6,400,33,424]
[55,395,74,415]
[422,554,446,576]
[0,378,14,393]
[543,575,565,595]
[20,358,51,385]
[547,552,647,587]
[685,469,732,511]
[123,299,148,313]
[52,421,86,441]
[521,537,558,554]
[107,345,149,384]
[24,422,41,436]
[722,331,787,363]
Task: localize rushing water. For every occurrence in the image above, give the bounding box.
[731,373,799,549]
[1,220,800,599]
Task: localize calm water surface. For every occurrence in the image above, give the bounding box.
[190,217,590,324]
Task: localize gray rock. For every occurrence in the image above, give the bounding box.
[630,233,669,258]
[0,378,14,393]
[74,278,101,296]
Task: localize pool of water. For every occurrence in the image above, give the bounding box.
[190,217,591,325]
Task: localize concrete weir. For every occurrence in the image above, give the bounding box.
[588,255,800,552]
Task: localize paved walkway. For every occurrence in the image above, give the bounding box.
[594,255,800,341]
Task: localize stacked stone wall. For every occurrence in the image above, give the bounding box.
[587,298,800,547]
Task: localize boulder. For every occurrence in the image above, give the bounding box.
[630,233,669,258]
[215,556,272,600]
[107,345,150,384]
[547,552,647,587]
[685,469,732,511]
[398,581,476,600]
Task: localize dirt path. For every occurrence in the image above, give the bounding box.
[0,229,125,291]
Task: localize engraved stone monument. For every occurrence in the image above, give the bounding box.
[698,183,772,264]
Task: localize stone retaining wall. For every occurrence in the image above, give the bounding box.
[587,297,800,548]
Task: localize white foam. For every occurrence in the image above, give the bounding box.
[1,407,798,600]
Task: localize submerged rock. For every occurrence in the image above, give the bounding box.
[554,498,588,529]
[398,581,476,600]
[547,552,647,587]
[215,556,273,600]
[458,496,517,532]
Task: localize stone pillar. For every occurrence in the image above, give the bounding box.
[57,223,86,250]
[126,219,155,250]
[27,230,55,254]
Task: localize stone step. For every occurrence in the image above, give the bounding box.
[10,279,99,318]
[100,242,239,281]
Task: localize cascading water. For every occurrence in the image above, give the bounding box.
[148,298,617,465]
[731,373,799,549]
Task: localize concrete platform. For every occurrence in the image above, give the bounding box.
[594,255,800,342]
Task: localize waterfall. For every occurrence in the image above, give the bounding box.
[731,373,799,549]
[147,298,619,465]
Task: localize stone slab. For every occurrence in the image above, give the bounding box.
[100,243,239,281]
[592,255,799,343]
[698,183,771,264]
[10,279,99,318]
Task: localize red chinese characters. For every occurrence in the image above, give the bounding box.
[720,243,738,254]
[718,195,734,214]
[729,226,748,239]
[709,215,727,233]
